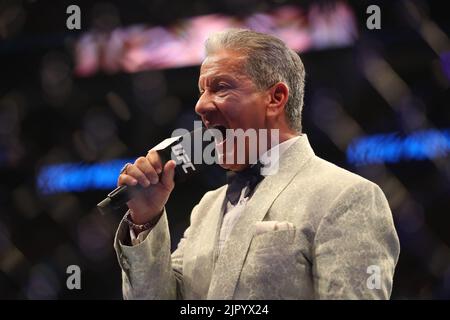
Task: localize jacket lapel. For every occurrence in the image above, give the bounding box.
[182,187,227,299]
[207,135,315,299]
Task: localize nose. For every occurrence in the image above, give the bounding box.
[195,92,215,117]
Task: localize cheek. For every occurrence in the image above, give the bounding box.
[216,94,265,127]
[240,100,266,126]
[215,96,242,121]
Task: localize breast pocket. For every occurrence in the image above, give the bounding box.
[237,228,313,299]
[249,228,311,267]
[251,229,296,253]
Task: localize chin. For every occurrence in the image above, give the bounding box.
[216,142,250,172]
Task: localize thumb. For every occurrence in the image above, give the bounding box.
[161,160,176,190]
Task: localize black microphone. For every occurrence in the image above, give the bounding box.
[97,126,215,215]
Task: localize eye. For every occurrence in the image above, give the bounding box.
[214,82,230,92]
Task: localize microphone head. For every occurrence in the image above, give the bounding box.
[169,126,214,183]
[97,126,217,215]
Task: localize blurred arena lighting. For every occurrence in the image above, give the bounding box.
[310,90,450,288]
[36,158,134,195]
[74,2,357,76]
[0,91,26,167]
[40,52,73,107]
[362,53,414,112]
[77,213,113,262]
[347,128,450,166]
[105,91,131,121]
[440,51,450,82]
[402,0,450,83]
[361,50,450,180]
[36,127,450,194]
[25,263,60,300]
[403,0,450,56]
[0,242,28,279]
[0,1,26,40]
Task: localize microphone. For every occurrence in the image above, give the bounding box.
[97,126,214,215]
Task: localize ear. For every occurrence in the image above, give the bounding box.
[266,82,289,118]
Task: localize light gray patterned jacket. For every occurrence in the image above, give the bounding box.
[114,135,400,299]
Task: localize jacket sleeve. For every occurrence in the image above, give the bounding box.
[114,206,197,299]
[313,181,400,299]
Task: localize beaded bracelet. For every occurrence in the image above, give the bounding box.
[124,211,158,233]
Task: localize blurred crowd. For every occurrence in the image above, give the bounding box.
[0,0,449,299]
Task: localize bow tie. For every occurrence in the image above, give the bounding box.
[226,162,265,205]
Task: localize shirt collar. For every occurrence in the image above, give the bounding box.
[259,135,301,176]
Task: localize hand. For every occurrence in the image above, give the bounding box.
[117,150,176,224]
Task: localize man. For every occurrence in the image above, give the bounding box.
[113,29,400,299]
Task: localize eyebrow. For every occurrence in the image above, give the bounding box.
[198,74,235,91]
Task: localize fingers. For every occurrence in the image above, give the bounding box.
[117,150,171,188]
[136,156,159,185]
[117,153,160,187]
[117,164,148,187]
[146,150,163,174]
[117,171,138,187]
[160,160,176,190]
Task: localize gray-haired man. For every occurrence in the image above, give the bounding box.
[114,29,400,299]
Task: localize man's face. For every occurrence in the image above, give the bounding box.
[195,50,269,171]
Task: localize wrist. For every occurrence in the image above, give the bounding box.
[129,206,163,224]
[124,210,162,234]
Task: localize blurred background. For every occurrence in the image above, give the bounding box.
[0,0,449,299]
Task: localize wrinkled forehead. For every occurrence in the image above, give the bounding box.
[199,51,249,81]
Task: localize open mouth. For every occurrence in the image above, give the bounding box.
[211,124,234,163]
[214,125,227,138]
[210,124,229,144]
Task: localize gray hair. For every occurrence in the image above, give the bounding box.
[204,28,306,132]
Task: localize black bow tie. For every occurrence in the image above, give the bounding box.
[226,162,265,205]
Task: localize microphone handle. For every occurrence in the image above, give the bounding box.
[97,145,173,215]
[96,184,141,213]
[97,126,210,215]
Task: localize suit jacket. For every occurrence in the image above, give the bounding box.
[114,135,400,299]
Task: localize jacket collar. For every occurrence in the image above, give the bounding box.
[207,134,315,299]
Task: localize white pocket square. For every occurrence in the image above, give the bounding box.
[254,221,295,235]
